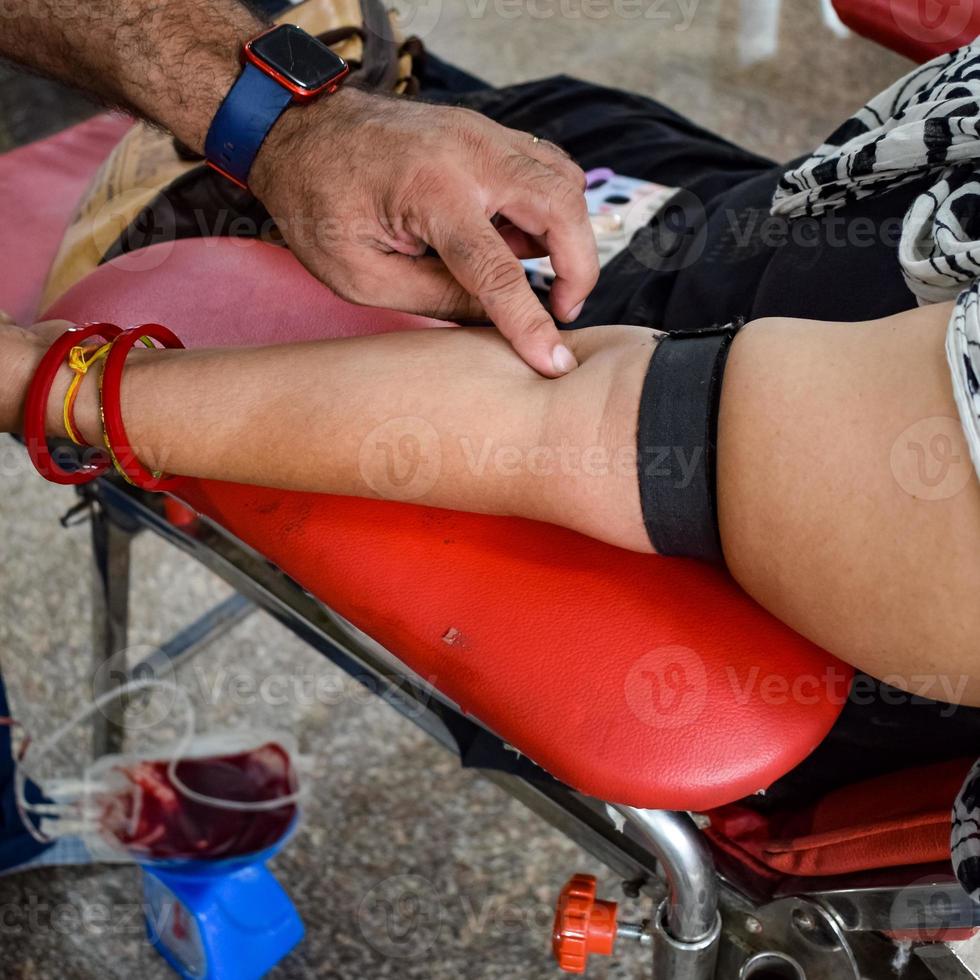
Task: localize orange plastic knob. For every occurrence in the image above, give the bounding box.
[552,874,619,974]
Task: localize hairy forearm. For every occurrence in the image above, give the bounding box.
[0,0,266,151]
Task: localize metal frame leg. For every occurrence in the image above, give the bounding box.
[131,592,255,680]
[90,499,133,757]
[614,807,722,980]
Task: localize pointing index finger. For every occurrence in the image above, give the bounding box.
[431,211,578,377]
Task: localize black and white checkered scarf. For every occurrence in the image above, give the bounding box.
[771,43,980,900]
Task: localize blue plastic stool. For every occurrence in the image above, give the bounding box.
[141,837,303,980]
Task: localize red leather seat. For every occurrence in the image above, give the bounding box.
[7,120,851,811]
[0,114,131,325]
[832,0,980,63]
[707,757,973,880]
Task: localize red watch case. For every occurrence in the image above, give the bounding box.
[243,25,350,103]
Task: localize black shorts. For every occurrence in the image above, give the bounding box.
[422,60,927,331]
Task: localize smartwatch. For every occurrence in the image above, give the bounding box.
[205,24,349,189]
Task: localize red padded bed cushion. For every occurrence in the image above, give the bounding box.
[1,119,852,811]
[706,757,973,878]
[0,115,131,324]
[41,239,852,810]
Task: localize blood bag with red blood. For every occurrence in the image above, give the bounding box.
[15,682,303,862]
[98,741,298,861]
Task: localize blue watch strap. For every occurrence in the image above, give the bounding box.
[205,61,295,187]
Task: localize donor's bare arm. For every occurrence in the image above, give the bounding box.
[8,301,979,701]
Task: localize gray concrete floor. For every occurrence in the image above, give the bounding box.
[0,2,911,977]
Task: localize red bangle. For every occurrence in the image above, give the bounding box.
[23,323,123,485]
[99,323,185,492]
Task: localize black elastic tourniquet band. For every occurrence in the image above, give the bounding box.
[636,323,742,564]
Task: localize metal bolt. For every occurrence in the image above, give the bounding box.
[617,921,652,946]
[793,910,817,932]
[621,878,644,899]
[745,916,763,935]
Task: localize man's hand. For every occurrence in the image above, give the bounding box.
[250,88,598,377]
[0,0,597,375]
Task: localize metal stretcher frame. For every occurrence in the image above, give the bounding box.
[76,472,980,980]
